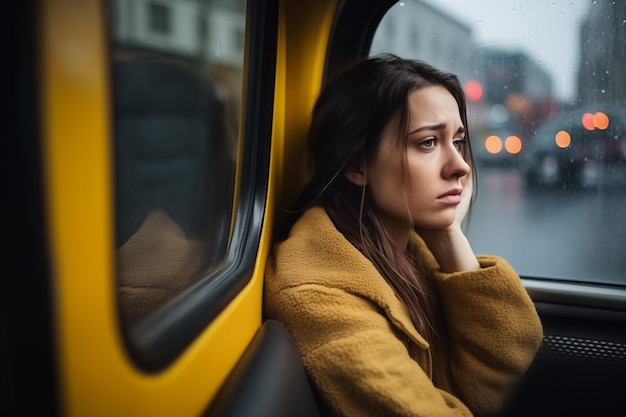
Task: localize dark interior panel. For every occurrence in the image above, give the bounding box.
[503,301,626,417]
[204,320,321,417]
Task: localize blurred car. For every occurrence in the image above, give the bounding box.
[472,119,525,167]
[522,103,626,188]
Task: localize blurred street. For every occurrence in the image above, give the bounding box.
[467,166,626,285]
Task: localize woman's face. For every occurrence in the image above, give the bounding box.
[363,85,470,247]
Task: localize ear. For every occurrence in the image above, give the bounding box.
[345,163,366,186]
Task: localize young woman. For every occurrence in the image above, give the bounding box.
[264,54,543,417]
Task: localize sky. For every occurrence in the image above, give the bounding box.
[420,0,592,102]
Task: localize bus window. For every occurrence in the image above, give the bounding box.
[371,0,626,286]
[109,0,244,330]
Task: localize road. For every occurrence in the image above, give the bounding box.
[466,167,626,286]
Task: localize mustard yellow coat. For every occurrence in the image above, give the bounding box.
[264,207,543,417]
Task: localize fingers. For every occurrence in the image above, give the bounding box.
[462,170,473,195]
[455,173,473,227]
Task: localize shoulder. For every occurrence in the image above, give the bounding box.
[264,207,425,341]
[266,207,381,293]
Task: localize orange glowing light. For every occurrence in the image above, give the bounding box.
[504,136,522,154]
[465,80,483,101]
[555,130,571,148]
[593,112,609,130]
[485,135,503,154]
[582,112,595,130]
[506,93,532,114]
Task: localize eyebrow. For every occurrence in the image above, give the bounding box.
[408,123,466,135]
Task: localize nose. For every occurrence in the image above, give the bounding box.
[442,144,470,179]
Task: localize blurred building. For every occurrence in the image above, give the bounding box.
[481,48,553,106]
[576,0,626,104]
[110,0,246,69]
[109,0,246,147]
[371,0,555,138]
[370,0,476,86]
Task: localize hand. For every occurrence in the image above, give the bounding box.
[416,171,479,272]
[453,171,473,230]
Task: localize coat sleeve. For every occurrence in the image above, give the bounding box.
[430,255,543,416]
[265,283,474,417]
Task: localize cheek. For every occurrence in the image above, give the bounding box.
[369,171,402,204]
[405,164,447,218]
[367,166,407,210]
[405,160,435,196]
[368,152,404,191]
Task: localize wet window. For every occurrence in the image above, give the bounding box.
[371,0,626,286]
[109,0,245,328]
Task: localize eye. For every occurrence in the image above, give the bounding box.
[453,138,467,152]
[419,138,437,149]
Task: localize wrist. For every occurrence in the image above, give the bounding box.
[417,228,480,273]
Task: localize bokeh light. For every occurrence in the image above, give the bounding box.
[582,112,595,130]
[505,136,523,154]
[555,130,571,148]
[465,80,483,101]
[593,112,609,130]
[485,135,503,154]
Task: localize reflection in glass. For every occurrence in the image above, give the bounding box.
[109,0,246,326]
[371,0,626,285]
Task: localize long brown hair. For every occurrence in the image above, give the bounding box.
[285,54,474,353]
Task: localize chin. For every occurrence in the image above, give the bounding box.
[413,209,455,228]
[413,219,455,230]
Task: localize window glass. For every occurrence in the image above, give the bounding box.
[109,0,246,327]
[371,0,626,286]
[147,2,170,34]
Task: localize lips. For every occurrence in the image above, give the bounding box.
[437,188,462,204]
